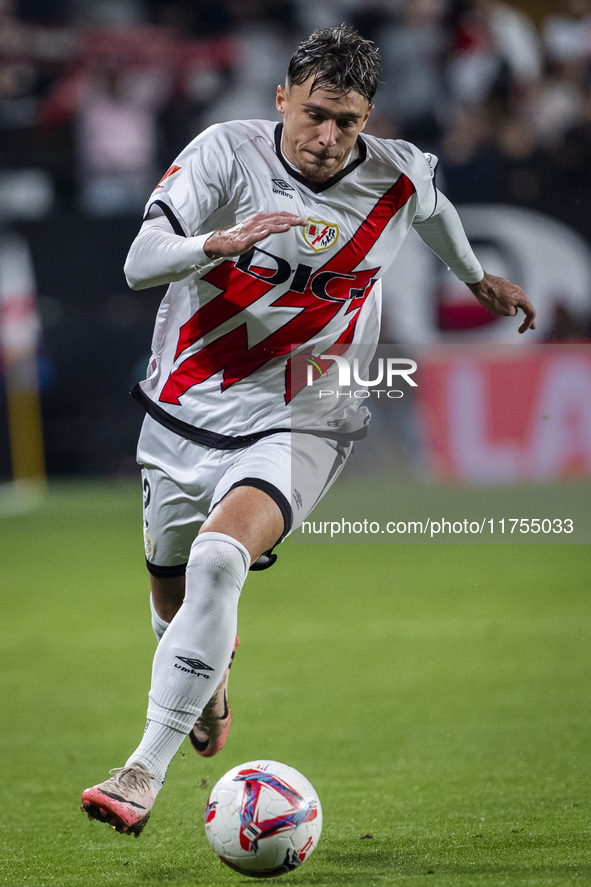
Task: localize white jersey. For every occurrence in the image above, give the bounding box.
[132,119,437,448]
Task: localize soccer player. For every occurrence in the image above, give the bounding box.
[80,24,535,836]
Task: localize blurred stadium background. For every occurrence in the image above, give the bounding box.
[1,0,591,492]
[2,6,591,883]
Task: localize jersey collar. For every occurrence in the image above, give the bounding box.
[274,123,367,193]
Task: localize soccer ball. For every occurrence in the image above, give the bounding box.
[204,760,322,878]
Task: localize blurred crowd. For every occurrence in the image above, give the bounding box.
[0,0,590,221]
[2,0,591,346]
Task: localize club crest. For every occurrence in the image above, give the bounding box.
[302,218,339,252]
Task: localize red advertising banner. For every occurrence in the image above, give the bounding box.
[416,346,591,483]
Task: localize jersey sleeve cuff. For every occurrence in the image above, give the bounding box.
[190,233,224,272]
[454,259,484,285]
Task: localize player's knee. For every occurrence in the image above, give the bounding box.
[186,531,250,595]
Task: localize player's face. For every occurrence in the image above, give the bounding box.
[276,78,373,183]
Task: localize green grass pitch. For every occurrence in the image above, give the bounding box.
[1,481,590,886]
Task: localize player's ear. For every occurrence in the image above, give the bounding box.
[276,85,287,115]
[360,103,374,132]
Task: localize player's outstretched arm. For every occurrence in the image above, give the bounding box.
[467,272,536,334]
[125,209,306,291]
[413,193,536,334]
[204,212,306,259]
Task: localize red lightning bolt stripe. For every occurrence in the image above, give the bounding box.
[174,262,274,361]
[159,174,415,406]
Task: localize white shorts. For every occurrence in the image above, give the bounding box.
[137,415,351,575]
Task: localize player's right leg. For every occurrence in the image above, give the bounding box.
[189,633,239,757]
[150,574,185,630]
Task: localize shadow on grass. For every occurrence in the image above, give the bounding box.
[137,848,591,885]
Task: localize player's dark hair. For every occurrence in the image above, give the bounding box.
[286,24,381,102]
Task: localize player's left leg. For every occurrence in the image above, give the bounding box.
[127,486,283,779]
[139,439,282,764]
[147,571,235,756]
[81,485,283,836]
[148,573,240,757]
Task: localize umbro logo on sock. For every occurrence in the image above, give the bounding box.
[176,655,214,671]
[175,655,214,678]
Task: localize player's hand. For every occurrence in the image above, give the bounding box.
[204,212,306,259]
[467,272,536,334]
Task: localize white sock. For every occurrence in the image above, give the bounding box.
[125,719,185,787]
[150,593,169,642]
[126,532,250,782]
[126,600,172,786]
